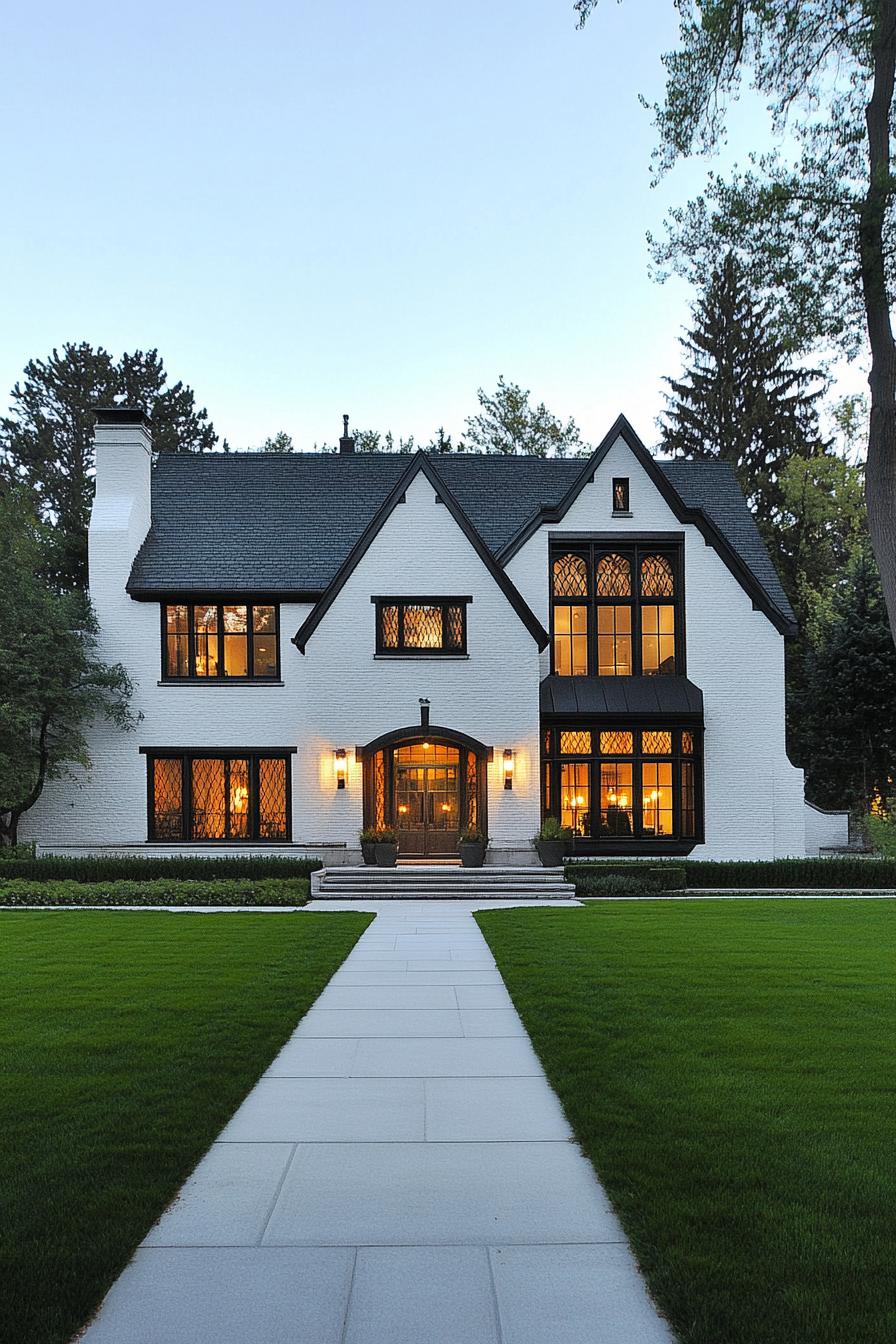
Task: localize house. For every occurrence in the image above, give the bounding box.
[22,407,822,863]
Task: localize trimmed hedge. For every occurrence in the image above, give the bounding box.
[565,857,896,889]
[0,855,322,883]
[0,877,311,907]
[566,864,685,896]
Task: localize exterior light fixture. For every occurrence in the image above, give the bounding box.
[503,748,515,790]
[334,748,347,790]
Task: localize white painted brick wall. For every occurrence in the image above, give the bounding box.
[22,430,807,860]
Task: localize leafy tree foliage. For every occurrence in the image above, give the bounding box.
[0,491,138,846]
[799,541,896,811]
[462,375,587,456]
[575,0,896,645]
[0,343,218,588]
[257,431,296,453]
[661,254,826,528]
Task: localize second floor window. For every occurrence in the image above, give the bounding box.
[163,602,279,680]
[374,598,469,655]
[551,544,680,677]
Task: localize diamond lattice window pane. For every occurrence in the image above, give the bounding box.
[642,731,673,754]
[466,751,478,829]
[599,730,634,755]
[228,758,250,838]
[403,605,443,648]
[153,759,183,840]
[446,605,464,649]
[259,758,287,839]
[191,758,225,839]
[559,731,592,755]
[374,751,385,829]
[596,553,632,597]
[552,554,588,597]
[682,730,694,755]
[640,554,675,597]
[381,605,399,648]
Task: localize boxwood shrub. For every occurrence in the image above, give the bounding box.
[566,863,685,896]
[0,855,322,882]
[0,877,311,907]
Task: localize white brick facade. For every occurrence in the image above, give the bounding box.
[21,422,808,860]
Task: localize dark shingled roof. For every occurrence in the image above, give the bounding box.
[127,448,794,627]
[540,675,704,720]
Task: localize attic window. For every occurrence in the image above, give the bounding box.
[612,478,630,513]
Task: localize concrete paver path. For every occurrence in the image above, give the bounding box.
[79,900,674,1343]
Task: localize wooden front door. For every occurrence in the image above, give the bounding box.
[394,744,460,857]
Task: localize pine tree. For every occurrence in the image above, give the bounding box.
[0,343,218,589]
[800,541,896,812]
[660,255,826,528]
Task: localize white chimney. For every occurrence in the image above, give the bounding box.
[89,407,153,601]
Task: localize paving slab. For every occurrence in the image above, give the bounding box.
[78,1246,355,1344]
[490,1244,676,1343]
[352,1035,544,1077]
[460,1008,528,1037]
[265,1037,359,1077]
[262,1141,622,1246]
[314,982,458,1009]
[142,1143,294,1247]
[297,1007,464,1037]
[219,1077,425,1143]
[343,1246,499,1344]
[425,1076,573,1141]
[454,982,515,1008]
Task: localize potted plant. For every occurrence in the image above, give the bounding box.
[532,816,571,867]
[374,828,399,868]
[458,827,487,868]
[359,827,378,865]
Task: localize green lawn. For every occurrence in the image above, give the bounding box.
[0,910,371,1344]
[476,898,895,1344]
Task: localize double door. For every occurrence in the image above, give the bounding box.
[394,747,460,857]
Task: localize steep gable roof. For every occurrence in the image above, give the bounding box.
[291,451,550,652]
[126,420,795,633]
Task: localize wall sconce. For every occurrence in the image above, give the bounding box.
[503,748,515,790]
[333,748,347,790]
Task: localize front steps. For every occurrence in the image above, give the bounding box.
[312,865,576,900]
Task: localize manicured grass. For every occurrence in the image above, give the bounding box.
[0,911,371,1344]
[476,899,895,1344]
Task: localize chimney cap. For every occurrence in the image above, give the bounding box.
[94,406,152,427]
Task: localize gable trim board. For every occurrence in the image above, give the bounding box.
[496,414,797,637]
[292,450,550,653]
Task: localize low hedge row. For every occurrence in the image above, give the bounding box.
[0,855,323,883]
[564,857,896,890]
[566,864,685,897]
[0,877,311,907]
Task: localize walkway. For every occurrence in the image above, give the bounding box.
[79,900,674,1344]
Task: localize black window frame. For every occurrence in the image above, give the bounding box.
[160,600,281,682]
[143,748,295,843]
[541,724,703,855]
[372,596,471,657]
[612,477,630,513]
[549,540,684,678]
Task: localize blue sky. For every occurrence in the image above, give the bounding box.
[0,1,849,452]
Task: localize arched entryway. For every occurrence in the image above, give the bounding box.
[359,725,491,859]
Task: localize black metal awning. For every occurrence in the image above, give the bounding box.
[539,675,704,722]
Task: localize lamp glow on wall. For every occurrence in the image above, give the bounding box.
[503,748,515,790]
[333,748,347,790]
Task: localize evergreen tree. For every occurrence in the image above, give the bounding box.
[0,343,218,589]
[660,255,826,528]
[800,541,896,812]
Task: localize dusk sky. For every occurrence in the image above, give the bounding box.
[0,1,860,451]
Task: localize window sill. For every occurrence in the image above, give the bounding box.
[611,511,634,518]
[373,654,470,661]
[157,680,285,687]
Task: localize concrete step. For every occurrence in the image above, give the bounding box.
[313,865,576,900]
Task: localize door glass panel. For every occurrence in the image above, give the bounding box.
[599,763,633,837]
